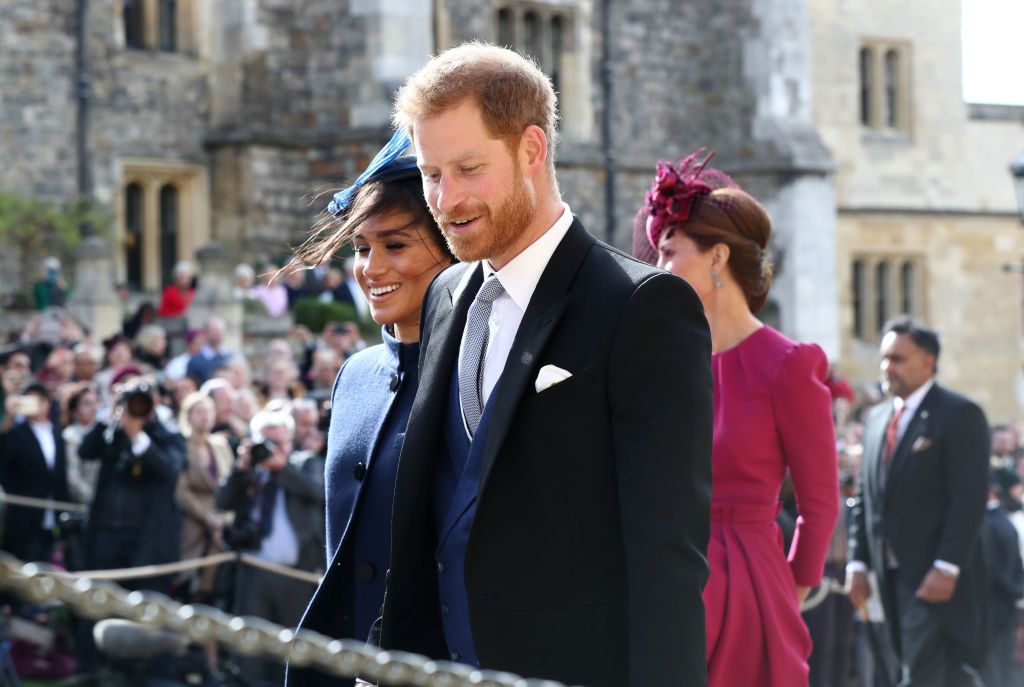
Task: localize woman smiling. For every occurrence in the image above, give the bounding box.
[288,134,454,684]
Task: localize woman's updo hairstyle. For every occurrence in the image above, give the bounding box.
[671,188,773,313]
[632,149,774,314]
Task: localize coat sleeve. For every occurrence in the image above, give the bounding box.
[935,400,990,568]
[607,272,712,686]
[278,454,325,504]
[137,424,184,484]
[771,344,840,586]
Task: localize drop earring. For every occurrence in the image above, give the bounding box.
[711,270,724,289]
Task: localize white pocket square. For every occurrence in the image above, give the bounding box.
[535,364,573,393]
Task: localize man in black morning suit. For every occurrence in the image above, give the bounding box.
[0,382,69,565]
[371,44,713,686]
[848,317,990,686]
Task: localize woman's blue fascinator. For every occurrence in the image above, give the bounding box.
[326,129,420,216]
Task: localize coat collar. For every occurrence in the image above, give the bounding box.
[884,383,939,491]
[477,218,594,489]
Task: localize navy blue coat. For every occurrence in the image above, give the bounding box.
[288,329,419,687]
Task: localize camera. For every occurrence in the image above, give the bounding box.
[9,394,42,417]
[224,520,263,551]
[249,438,276,465]
[119,381,155,418]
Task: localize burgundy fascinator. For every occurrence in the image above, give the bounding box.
[631,148,739,265]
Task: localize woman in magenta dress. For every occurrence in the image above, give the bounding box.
[635,150,840,687]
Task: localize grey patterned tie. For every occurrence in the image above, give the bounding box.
[459,275,505,435]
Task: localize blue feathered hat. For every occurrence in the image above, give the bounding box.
[326,129,420,216]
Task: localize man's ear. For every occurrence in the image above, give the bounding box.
[519,125,549,177]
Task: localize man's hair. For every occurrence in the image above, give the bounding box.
[199,377,234,398]
[290,398,319,417]
[251,409,295,442]
[393,42,559,162]
[883,316,941,361]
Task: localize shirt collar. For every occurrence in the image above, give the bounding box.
[480,203,574,312]
[894,377,935,416]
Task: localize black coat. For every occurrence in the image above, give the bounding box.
[0,421,70,561]
[378,219,713,686]
[983,505,1024,634]
[849,383,990,656]
[79,419,185,567]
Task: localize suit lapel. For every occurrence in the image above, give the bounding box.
[886,386,937,490]
[478,219,594,490]
[864,407,890,500]
[403,264,481,470]
[22,424,50,474]
[420,265,481,412]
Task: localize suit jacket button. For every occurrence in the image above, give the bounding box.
[437,561,446,573]
[450,650,460,661]
[390,373,400,391]
[441,605,449,615]
[358,563,375,581]
[354,462,366,480]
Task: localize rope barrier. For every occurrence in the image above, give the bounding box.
[0,493,88,514]
[50,552,238,582]
[0,491,322,584]
[800,576,846,612]
[1,489,851,677]
[0,552,571,687]
[238,553,322,585]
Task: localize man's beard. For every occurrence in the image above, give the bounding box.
[433,170,536,264]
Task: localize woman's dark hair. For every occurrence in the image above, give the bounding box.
[660,187,774,314]
[292,175,452,269]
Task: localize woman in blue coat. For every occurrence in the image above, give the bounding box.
[288,132,454,684]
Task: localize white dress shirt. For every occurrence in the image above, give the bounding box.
[255,472,300,567]
[29,420,57,529]
[893,378,934,441]
[457,203,574,415]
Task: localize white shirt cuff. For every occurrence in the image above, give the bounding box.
[933,560,960,578]
[130,431,152,456]
[846,560,868,575]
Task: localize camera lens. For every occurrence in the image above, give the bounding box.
[124,388,154,417]
[250,440,274,464]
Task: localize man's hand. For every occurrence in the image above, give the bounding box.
[916,567,957,603]
[120,414,146,439]
[262,445,288,472]
[846,570,872,611]
[236,441,253,471]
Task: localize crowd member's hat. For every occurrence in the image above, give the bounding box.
[110,365,143,388]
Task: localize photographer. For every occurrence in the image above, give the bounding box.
[75,379,184,672]
[216,408,324,687]
[79,380,185,579]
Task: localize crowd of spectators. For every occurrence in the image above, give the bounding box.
[8,258,1024,686]
[0,260,368,685]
